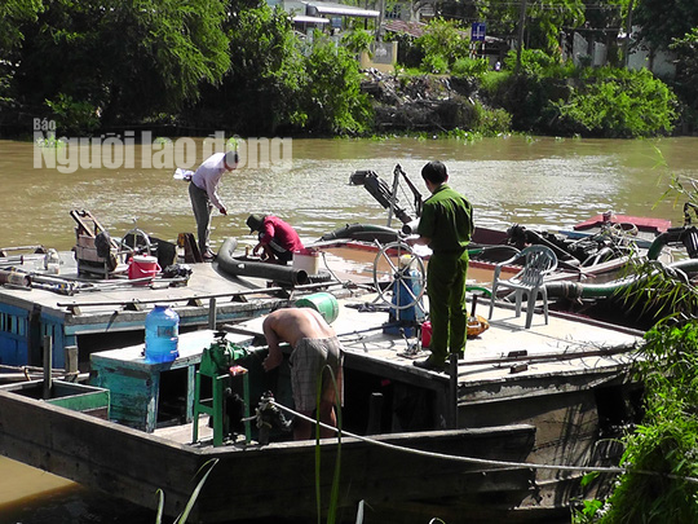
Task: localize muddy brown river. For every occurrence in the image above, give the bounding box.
[1,134,697,523]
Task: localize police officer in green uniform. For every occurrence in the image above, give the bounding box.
[409,161,473,371]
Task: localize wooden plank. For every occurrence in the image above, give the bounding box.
[47,390,110,413]
[0,388,536,521]
[0,390,200,515]
[193,426,536,521]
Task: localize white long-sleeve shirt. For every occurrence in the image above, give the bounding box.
[191,152,228,211]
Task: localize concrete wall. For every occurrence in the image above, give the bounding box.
[360,41,398,73]
[628,45,676,79]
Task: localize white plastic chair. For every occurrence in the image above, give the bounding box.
[488,245,558,328]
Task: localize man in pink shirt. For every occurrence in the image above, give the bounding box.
[246,214,304,264]
[189,150,238,261]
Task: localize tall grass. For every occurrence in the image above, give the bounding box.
[155,458,219,524]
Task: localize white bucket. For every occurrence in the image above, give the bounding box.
[292,249,320,275]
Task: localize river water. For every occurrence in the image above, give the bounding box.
[1,135,698,523]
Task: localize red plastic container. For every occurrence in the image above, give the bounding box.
[128,255,161,283]
[421,321,432,348]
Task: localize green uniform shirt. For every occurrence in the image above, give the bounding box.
[417,184,473,254]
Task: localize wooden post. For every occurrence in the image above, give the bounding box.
[208,298,217,330]
[64,345,79,382]
[448,353,459,428]
[43,335,53,399]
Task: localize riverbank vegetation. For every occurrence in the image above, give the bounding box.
[572,175,698,523]
[0,0,696,139]
[572,320,698,523]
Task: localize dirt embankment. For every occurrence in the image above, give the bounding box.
[361,69,480,132]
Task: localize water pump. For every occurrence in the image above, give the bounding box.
[193,331,251,446]
[199,331,249,377]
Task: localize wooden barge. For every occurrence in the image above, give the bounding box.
[0,291,642,523]
[0,249,344,373]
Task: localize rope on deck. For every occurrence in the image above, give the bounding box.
[268,399,698,485]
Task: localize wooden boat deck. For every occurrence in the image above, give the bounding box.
[233,292,641,392]
[75,290,639,445]
[0,251,349,368]
[0,253,291,319]
[0,290,643,522]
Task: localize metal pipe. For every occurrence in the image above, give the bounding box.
[545,258,698,299]
[43,335,52,399]
[208,297,217,329]
[0,269,30,287]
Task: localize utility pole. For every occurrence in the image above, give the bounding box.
[375,0,385,42]
[623,0,634,68]
[515,0,527,74]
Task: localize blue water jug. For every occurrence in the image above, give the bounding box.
[145,305,180,363]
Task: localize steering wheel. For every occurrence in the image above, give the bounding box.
[372,241,426,310]
[605,221,639,237]
[119,227,153,257]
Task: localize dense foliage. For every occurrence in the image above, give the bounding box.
[414,18,471,73]
[633,0,698,52]
[303,35,373,134]
[1,0,374,136]
[198,3,307,135]
[669,28,698,127]
[0,0,694,138]
[460,0,588,56]
[475,49,677,137]
[0,0,43,53]
[551,68,677,138]
[14,0,231,126]
[190,8,372,135]
[573,320,698,523]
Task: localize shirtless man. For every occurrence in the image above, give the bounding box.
[262,307,343,440]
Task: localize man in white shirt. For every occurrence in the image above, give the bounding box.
[189,150,238,261]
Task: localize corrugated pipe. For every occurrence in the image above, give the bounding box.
[546,258,698,299]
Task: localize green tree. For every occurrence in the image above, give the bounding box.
[633,0,698,52]
[14,0,230,129]
[0,0,44,113]
[341,28,374,57]
[303,33,373,135]
[0,0,44,53]
[193,2,307,135]
[473,0,586,56]
[669,27,698,124]
[552,67,677,137]
[195,5,373,135]
[415,17,471,73]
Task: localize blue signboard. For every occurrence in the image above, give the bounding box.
[471,22,486,42]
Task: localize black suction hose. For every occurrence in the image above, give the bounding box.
[216,238,309,286]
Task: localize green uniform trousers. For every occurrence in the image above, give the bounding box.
[426,251,469,364]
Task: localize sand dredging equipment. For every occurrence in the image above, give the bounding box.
[216,238,310,286]
[546,227,698,302]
